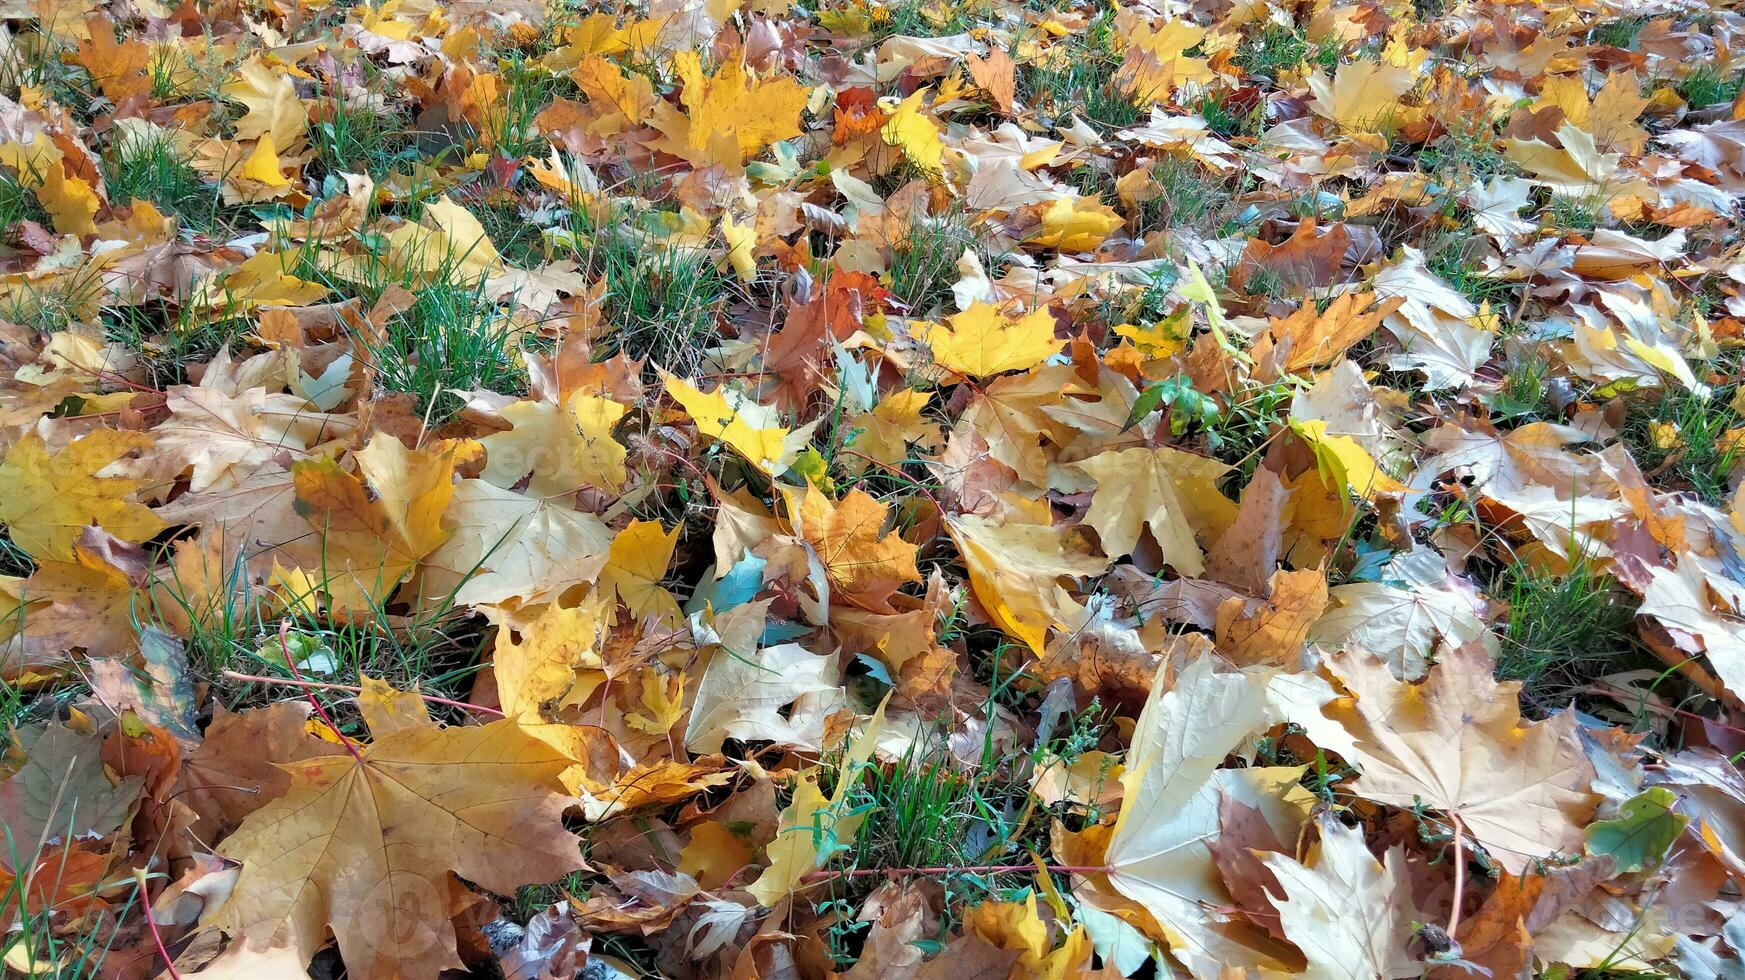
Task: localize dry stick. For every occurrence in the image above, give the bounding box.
[802,863,1110,883]
[1446,815,1467,940]
[133,869,183,980]
[223,669,506,719]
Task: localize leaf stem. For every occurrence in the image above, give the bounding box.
[1446,814,1466,940]
[224,667,506,719]
[801,863,1109,882]
[278,621,366,764]
[133,868,183,980]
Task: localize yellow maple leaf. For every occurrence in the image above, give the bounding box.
[1074,446,1237,575]
[648,51,809,166]
[236,135,291,187]
[598,519,682,627]
[288,436,456,613]
[492,600,608,719]
[946,498,1105,654]
[921,301,1063,378]
[208,717,585,980]
[780,485,922,612]
[880,88,943,173]
[1307,60,1419,133]
[1030,195,1124,252]
[1534,71,1649,154]
[0,430,165,562]
[222,56,308,150]
[746,705,883,905]
[480,394,628,497]
[201,250,329,309]
[663,374,813,475]
[1290,418,1406,497]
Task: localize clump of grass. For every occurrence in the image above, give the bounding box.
[1234,25,1338,77]
[310,95,417,180]
[1547,193,1606,234]
[571,215,729,373]
[886,213,987,316]
[102,295,250,387]
[1138,156,1238,235]
[0,263,108,334]
[1018,34,1143,130]
[1423,231,1517,310]
[102,133,226,232]
[471,193,550,268]
[1589,15,1648,49]
[1495,553,1639,711]
[1208,377,1296,488]
[1489,353,1551,420]
[1677,65,1744,108]
[0,168,50,229]
[360,275,527,425]
[1623,384,1743,504]
[867,0,981,41]
[146,542,490,724]
[475,59,570,160]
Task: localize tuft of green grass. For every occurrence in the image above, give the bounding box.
[1589,15,1648,50]
[1018,34,1143,130]
[886,213,988,317]
[1423,231,1518,310]
[1208,377,1296,489]
[310,97,417,180]
[1495,553,1640,710]
[1623,384,1743,504]
[102,295,251,387]
[0,168,50,229]
[1676,65,1744,109]
[866,0,981,42]
[1489,353,1551,420]
[476,59,571,160]
[570,215,729,374]
[359,275,528,425]
[102,133,227,232]
[1233,25,1338,77]
[1138,156,1238,235]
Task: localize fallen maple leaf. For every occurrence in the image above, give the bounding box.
[209,716,586,979]
[0,430,166,562]
[1260,815,1420,980]
[1303,644,1599,873]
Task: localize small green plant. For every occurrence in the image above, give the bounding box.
[103,294,251,387]
[1623,384,1743,504]
[1489,354,1551,420]
[1589,15,1648,49]
[1138,156,1238,235]
[1495,553,1639,710]
[886,213,989,317]
[102,133,226,231]
[0,168,49,230]
[311,98,417,180]
[1018,36,1143,130]
[1208,378,1297,487]
[1197,89,1267,138]
[866,0,981,42]
[1676,64,1744,109]
[1234,25,1338,77]
[1423,231,1517,310]
[572,215,729,374]
[358,275,527,425]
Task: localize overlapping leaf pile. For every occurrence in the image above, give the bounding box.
[3,0,1745,974]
